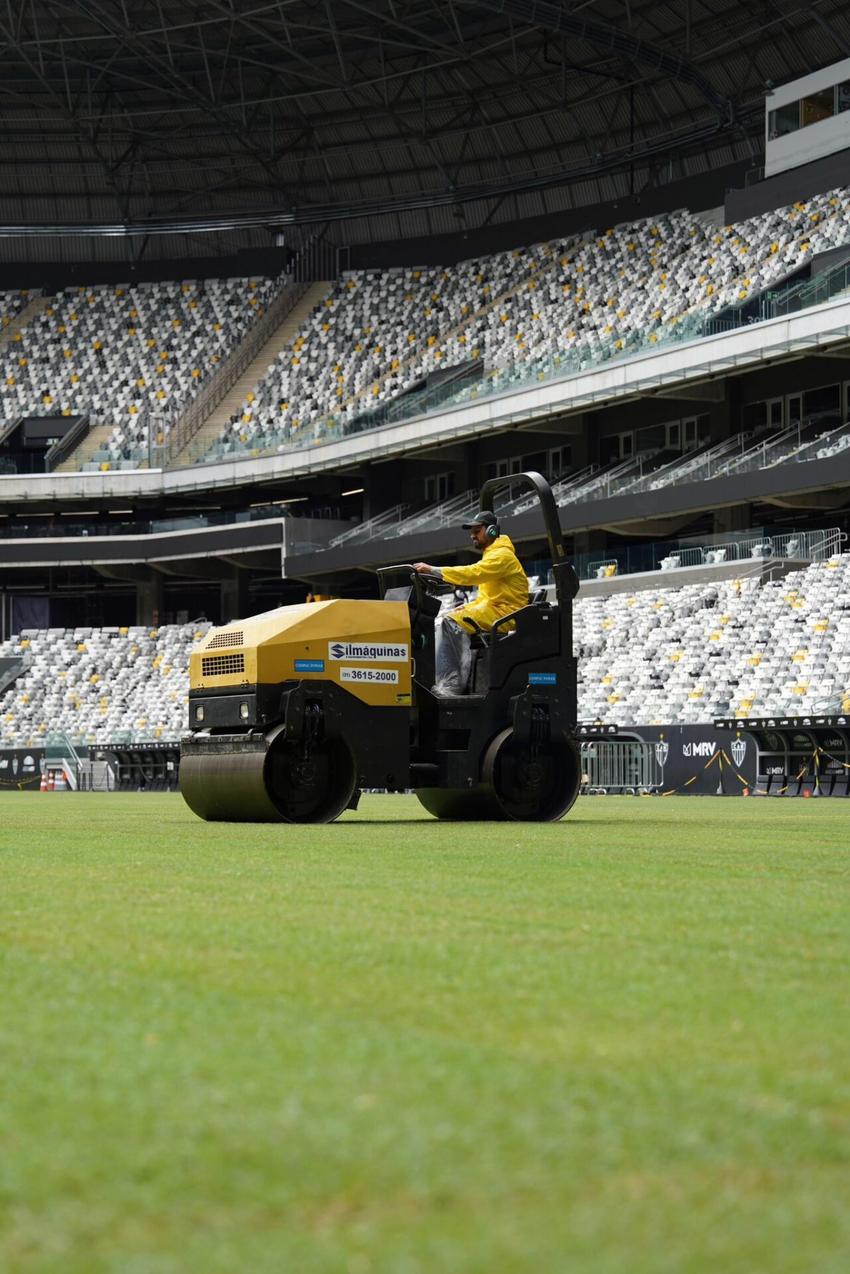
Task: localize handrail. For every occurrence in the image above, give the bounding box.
[0,415,22,448]
[44,731,83,789]
[630,435,744,492]
[164,277,309,462]
[502,463,599,516]
[384,489,478,538]
[45,414,90,471]
[769,258,850,317]
[329,502,410,548]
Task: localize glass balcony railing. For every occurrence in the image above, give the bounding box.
[0,502,295,540]
[569,525,844,582]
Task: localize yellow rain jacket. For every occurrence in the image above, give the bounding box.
[439,534,529,632]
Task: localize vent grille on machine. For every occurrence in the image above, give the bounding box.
[201,653,245,677]
[206,630,244,650]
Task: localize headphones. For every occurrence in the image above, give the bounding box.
[485,520,500,539]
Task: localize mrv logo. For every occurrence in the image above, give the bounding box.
[682,741,716,758]
[328,640,408,662]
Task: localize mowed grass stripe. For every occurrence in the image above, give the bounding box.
[1,793,848,1274]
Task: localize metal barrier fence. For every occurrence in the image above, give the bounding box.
[580,741,662,794]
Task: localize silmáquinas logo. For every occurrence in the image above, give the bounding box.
[328,641,408,662]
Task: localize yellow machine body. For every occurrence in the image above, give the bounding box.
[190,598,412,708]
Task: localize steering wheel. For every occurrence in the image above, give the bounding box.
[411,569,456,597]
[376,563,469,603]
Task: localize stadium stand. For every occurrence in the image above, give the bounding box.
[3,188,846,473]
[0,277,278,467]
[0,622,209,746]
[2,555,849,745]
[200,185,850,464]
[576,553,850,726]
[202,241,560,460]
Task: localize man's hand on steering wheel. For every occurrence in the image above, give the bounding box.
[411,563,456,595]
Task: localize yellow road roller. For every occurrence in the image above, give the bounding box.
[180,471,580,822]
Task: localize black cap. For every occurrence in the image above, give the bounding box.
[462,509,498,529]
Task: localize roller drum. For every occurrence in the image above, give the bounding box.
[414,785,503,821]
[415,729,580,822]
[180,726,357,824]
[180,731,284,822]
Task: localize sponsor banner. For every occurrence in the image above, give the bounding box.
[340,666,399,685]
[604,725,758,795]
[0,748,44,791]
[601,722,850,794]
[328,640,408,662]
[294,659,325,673]
[529,672,557,685]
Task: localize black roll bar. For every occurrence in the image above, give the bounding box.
[479,470,577,604]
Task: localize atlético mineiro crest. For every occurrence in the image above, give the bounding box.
[731,736,747,768]
[655,739,669,767]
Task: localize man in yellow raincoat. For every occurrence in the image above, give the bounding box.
[414,509,528,694]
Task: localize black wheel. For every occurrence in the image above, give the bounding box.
[265,732,357,824]
[416,731,580,822]
[482,728,580,821]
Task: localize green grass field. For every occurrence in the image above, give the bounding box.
[1,792,848,1274]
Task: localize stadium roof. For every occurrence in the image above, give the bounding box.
[2,0,850,255]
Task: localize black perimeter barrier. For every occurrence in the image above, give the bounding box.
[85,741,181,792]
[0,747,45,791]
[581,717,850,796]
[4,719,846,796]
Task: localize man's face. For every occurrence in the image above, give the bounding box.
[469,524,490,552]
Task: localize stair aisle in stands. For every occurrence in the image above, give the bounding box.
[168,280,332,465]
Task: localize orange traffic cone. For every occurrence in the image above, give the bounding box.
[39,771,48,792]
[47,770,56,791]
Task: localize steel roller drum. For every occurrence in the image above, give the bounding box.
[415,785,504,821]
[416,729,580,822]
[180,730,284,822]
[180,725,358,824]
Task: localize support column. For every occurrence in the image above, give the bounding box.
[571,529,607,579]
[713,505,751,537]
[572,529,607,556]
[220,569,248,623]
[136,574,163,627]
